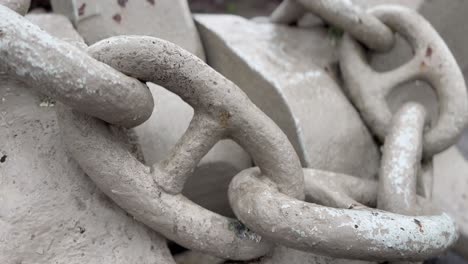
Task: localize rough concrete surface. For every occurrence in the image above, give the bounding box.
[50,0,205,60]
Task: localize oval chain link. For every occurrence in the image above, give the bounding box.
[0,5,154,128]
[271,0,395,51]
[340,5,468,158]
[2,0,466,262]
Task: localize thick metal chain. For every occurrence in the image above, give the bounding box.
[2,0,467,262]
[340,5,468,158]
[0,5,153,128]
[270,0,394,51]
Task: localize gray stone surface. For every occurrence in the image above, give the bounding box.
[433,147,468,259]
[195,14,380,179]
[0,15,174,263]
[50,0,205,60]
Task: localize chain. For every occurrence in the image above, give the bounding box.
[340,5,468,158]
[2,0,467,263]
[0,5,153,127]
[270,0,394,51]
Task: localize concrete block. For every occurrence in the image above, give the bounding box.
[433,147,468,259]
[50,0,205,60]
[195,14,380,179]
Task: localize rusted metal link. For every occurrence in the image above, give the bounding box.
[0,0,29,15]
[229,167,457,261]
[0,5,153,127]
[270,0,395,51]
[340,5,468,158]
[59,35,305,260]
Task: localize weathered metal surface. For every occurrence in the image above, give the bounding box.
[59,35,307,260]
[195,14,380,179]
[378,103,426,215]
[137,83,251,217]
[54,0,252,217]
[50,0,205,60]
[271,0,394,51]
[0,5,153,128]
[0,13,174,264]
[340,6,468,158]
[229,167,457,261]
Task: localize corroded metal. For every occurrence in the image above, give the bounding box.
[271,0,394,51]
[0,5,153,127]
[340,5,468,157]
[58,36,305,260]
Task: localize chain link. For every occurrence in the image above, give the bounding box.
[340,5,468,158]
[0,5,153,128]
[2,0,467,262]
[271,0,395,51]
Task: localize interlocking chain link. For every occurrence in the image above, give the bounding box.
[340,5,468,158]
[0,5,153,127]
[271,0,394,51]
[59,36,306,260]
[378,103,426,215]
[2,0,467,262]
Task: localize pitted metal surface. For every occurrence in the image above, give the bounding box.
[58,36,306,260]
[378,103,426,215]
[1,0,467,263]
[228,167,457,261]
[0,6,153,128]
[340,5,468,157]
[271,0,394,51]
[0,11,175,264]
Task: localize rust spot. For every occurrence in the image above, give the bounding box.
[113,13,122,23]
[117,0,128,7]
[78,3,86,16]
[420,61,427,70]
[0,154,6,163]
[147,0,155,5]
[426,46,433,58]
[219,111,231,128]
[414,219,423,233]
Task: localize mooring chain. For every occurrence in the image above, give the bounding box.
[340,5,468,157]
[270,0,395,51]
[0,4,153,128]
[1,0,466,263]
[245,0,468,262]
